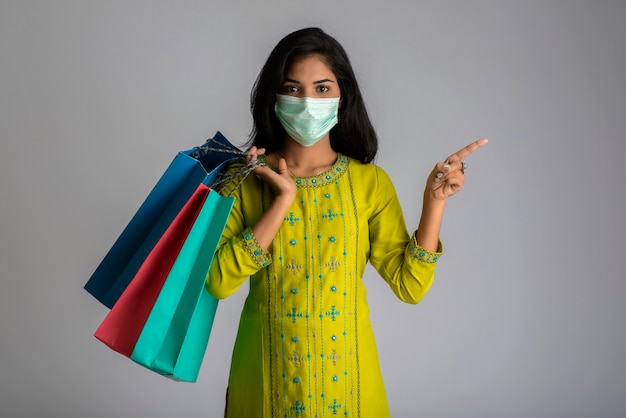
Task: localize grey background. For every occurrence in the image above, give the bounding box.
[1,1,625,417]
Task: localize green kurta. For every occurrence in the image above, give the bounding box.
[207,154,441,418]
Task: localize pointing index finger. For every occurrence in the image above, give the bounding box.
[445,138,489,163]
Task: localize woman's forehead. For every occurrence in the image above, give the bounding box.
[285,54,336,81]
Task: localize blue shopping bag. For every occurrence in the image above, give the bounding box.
[85,132,241,308]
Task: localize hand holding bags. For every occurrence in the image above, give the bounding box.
[84,132,240,308]
[87,132,260,382]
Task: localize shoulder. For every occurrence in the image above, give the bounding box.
[346,157,394,188]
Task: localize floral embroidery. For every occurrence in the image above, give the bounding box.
[409,234,443,264]
[259,154,350,188]
[240,227,271,268]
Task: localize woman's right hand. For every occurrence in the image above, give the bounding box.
[247,146,296,205]
[246,146,296,250]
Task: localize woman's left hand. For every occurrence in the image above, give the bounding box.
[426,138,488,201]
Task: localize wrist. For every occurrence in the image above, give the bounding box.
[272,193,295,210]
[423,192,447,211]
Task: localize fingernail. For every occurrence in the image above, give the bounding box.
[443,164,450,171]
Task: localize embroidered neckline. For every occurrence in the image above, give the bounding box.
[259,154,350,188]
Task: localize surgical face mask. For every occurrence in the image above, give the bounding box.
[274,94,340,147]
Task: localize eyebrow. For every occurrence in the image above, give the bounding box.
[283,78,335,84]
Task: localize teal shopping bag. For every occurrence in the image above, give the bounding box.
[129,189,235,382]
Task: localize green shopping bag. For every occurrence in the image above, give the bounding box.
[129,188,235,382]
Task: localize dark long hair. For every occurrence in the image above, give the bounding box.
[249,27,378,163]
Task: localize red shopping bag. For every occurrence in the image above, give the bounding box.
[94,183,211,356]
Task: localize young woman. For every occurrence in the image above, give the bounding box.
[207,27,487,417]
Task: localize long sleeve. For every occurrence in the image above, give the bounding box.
[206,163,271,299]
[366,166,442,304]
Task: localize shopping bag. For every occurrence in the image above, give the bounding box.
[129,189,235,382]
[93,182,212,358]
[84,132,240,308]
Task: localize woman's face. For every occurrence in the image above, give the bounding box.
[279,54,341,99]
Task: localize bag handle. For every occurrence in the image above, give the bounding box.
[211,159,264,196]
[191,135,265,197]
[189,135,242,160]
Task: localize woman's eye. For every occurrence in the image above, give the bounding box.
[317,85,329,93]
[282,85,298,93]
